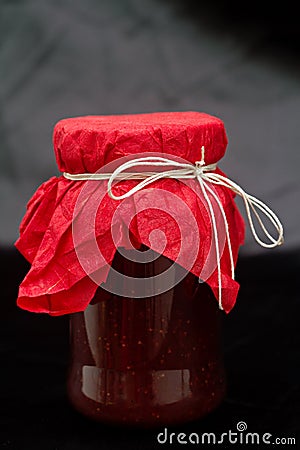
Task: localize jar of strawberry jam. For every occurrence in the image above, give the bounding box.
[17,112,283,428]
[67,248,226,427]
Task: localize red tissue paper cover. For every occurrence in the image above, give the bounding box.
[15,112,245,316]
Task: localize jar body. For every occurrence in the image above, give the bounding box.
[67,250,226,427]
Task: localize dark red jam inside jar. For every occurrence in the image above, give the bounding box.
[67,247,226,427]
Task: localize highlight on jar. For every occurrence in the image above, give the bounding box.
[15,111,284,427]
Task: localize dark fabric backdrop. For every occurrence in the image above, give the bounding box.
[0,1,299,449]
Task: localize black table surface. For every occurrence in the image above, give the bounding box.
[1,247,299,449]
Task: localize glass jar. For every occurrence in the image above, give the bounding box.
[67,247,226,427]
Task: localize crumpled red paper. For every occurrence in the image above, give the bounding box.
[15,112,245,315]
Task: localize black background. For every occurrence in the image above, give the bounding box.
[3,248,299,449]
[1,1,299,448]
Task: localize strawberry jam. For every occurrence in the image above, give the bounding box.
[67,248,226,427]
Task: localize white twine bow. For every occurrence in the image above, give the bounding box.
[63,146,284,310]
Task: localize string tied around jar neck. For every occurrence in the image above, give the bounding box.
[63,146,284,310]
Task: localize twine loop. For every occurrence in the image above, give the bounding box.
[63,146,284,310]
